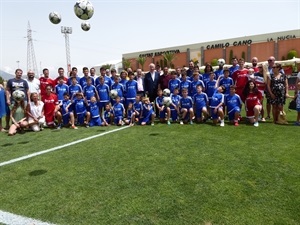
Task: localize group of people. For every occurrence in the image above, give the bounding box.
[0,55,300,135]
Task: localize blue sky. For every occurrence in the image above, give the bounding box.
[0,0,299,78]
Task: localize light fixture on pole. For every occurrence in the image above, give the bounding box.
[61,26,72,72]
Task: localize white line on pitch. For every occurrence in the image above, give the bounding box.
[0,126,130,167]
[0,209,56,225]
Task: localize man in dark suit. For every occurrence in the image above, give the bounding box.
[134,69,145,97]
[144,63,160,102]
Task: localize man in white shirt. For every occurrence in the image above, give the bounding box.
[135,69,145,97]
[26,70,40,98]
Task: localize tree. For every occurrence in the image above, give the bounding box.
[162,52,176,68]
[136,57,146,71]
[122,59,131,70]
[287,49,298,60]
[101,64,112,70]
[211,59,218,67]
[0,76,4,84]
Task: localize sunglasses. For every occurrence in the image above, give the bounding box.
[272,66,278,69]
[268,59,274,62]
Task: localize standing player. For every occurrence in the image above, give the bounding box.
[232,58,249,100]
[225,86,243,126]
[179,88,194,125]
[179,71,191,95]
[125,72,138,107]
[69,76,83,98]
[83,77,98,103]
[55,77,69,103]
[40,68,55,98]
[168,71,181,94]
[111,75,125,105]
[79,67,92,88]
[96,76,110,113]
[54,67,68,85]
[190,72,205,97]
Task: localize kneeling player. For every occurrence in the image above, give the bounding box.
[179,88,194,125]
[225,86,243,126]
[112,96,125,126]
[141,97,155,126]
[193,85,209,123]
[73,92,90,127]
[61,92,77,129]
[210,86,225,126]
[156,89,171,125]
[88,96,105,127]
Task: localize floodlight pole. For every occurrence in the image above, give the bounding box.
[61,26,72,72]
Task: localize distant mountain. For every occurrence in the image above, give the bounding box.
[0,70,14,81]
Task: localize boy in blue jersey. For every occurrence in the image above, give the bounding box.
[205,72,218,104]
[102,103,112,126]
[210,85,225,126]
[155,89,171,125]
[55,77,69,103]
[112,96,125,126]
[125,102,134,126]
[168,71,181,94]
[218,68,234,119]
[193,85,209,123]
[125,72,138,107]
[83,77,98,103]
[225,85,243,126]
[88,96,105,127]
[61,92,77,129]
[72,92,90,127]
[79,67,91,88]
[111,75,125,105]
[170,87,181,122]
[96,76,110,114]
[69,76,83,97]
[179,88,194,125]
[190,72,205,97]
[141,97,155,126]
[132,95,143,125]
[179,72,191,95]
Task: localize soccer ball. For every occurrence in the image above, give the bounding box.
[110,89,118,99]
[12,90,25,101]
[163,97,172,106]
[81,22,91,31]
[163,88,171,96]
[49,12,61,24]
[74,0,94,20]
[218,58,225,66]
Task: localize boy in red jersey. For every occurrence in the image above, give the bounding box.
[232,58,249,100]
[40,68,55,98]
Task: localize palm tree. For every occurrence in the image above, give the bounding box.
[162,52,176,68]
[137,57,146,71]
[122,59,131,70]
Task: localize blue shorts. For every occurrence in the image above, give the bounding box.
[171,109,178,121]
[99,101,109,113]
[210,107,223,120]
[62,113,70,125]
[77,111,87,124]
[195,107,207,119]
[141,110,154,124]
[114,116,123,125]
[89,117,102,127]
[228,107,241,121]
[297,107,300,112]
[159,108,167,119]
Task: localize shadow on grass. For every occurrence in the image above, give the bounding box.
[149,133,160,136]
[29,169,48,176]
[17,141,29,145]
[1,143,14,147]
